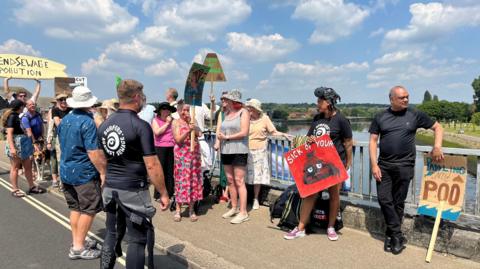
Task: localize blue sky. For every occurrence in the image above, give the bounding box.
[1,0,479,104]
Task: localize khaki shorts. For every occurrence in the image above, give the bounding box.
[63,179,103,216]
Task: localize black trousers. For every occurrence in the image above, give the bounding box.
[154,147,174,199]
[101,202,148,269]
[376,163,414,237]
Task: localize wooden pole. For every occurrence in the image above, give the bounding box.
[190,100,196,152]
[426,201,445,263]
[210,80,214,130]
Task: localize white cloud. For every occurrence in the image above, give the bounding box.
[105,38,162,60]
[369,28,385,38]
[230,70,249,81]
[144,58,184,76]
[140,0,251,47]
[226,32,299,62]
[373,49,426,65]
[0,39,41,56]
[292,0,369,44]
[384,2,480,43]
[271,61,369,76]
[14,0,138,40]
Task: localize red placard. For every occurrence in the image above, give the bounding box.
[284,135,348,198]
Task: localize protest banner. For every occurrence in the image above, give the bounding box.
[417,155,467,262]
[183,62,210,150]
[202,53,226,129]
[284,135,348,198]
[0,54,67,79]
[54,77,88,97]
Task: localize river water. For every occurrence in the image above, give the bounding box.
[274,121,478,214]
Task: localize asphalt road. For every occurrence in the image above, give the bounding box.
[0,169,186,269]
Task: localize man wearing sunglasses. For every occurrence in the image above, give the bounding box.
[3,77,42,105]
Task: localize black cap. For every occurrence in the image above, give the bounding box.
[155,102,177,113]
[314,87,341,105]
[9,99,25,111]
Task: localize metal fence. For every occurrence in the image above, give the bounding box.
[267,137,480,220]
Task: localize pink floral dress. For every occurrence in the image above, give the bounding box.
[174,121,203,204]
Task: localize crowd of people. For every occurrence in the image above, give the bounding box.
[1,76,445,267]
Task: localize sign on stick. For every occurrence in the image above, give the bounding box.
[0,54,67,79]
[284,135,348,198]
[183,63,210,106]
[417,155,467,221]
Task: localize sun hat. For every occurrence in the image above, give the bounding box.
[221,89,242,103]
[245,98,262,113]
[100,99,117,111]
[154,102,177,113]
[314,87,341,105]
[55,93,69,100]
[66,86,98,108]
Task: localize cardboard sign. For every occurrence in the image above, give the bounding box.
[284,135,348,198]
[417,155,467,221]
[184,63,210,106]
[203,53,226,82]
[0,54,67,79]
[54,77,87,97]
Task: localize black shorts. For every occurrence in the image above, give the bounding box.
[221,153,248,166]
[63,179,103,216]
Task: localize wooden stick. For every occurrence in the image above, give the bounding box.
[426,200,445,263]
[190,104,196,152]
[210,80,214,130]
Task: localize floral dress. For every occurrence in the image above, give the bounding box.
[174,120,203,204]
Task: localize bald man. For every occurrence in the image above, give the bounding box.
[369,86,444,255]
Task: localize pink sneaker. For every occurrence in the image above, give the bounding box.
[327,227,338,241]
[284,227,306,240]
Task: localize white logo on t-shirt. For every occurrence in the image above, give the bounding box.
[313,123,330,137]
[102,124,126,156]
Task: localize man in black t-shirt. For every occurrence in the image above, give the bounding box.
[369,85,444,255]
[99,79,169,269]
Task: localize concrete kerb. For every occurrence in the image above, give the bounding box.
[0,159,241,269]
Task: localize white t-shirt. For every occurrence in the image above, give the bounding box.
[138,104,156,124]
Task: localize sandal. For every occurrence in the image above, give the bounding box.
[190,213,198,222]
[27,186,46,195]
[11,189,25,198]
[173,212,181,222]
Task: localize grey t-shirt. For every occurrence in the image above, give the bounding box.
[369,108,434,166]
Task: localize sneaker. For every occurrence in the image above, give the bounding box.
[284,227,306,240]
[222,208,238,219]
[52,181,60,188]
[252,199,260,210]
[327,227,339,241]
[68,247,101,260]
[85,238,98,250]
[230,213,249,224]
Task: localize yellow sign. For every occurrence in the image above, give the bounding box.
[417,155,467,221]
[0,54,67,79]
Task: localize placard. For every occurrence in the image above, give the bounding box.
[184,63,210,106]
[54,76,87,97]
[203,53,226,82]
[284,135,348,198]
[417,155,467,221]
[0,54,67,79]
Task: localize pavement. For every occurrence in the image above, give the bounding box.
[1,141,479,269]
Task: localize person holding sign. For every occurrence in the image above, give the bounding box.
[214,90,250,224]
[4,77,42,105]
[284,87,352,241]
[369,85,444,255]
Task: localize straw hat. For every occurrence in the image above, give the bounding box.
[245,98,262,113]
[100,99,117,111]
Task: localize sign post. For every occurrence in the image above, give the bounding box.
[417,155,467,262]
[202,53,226,129]
[183,63,210,151]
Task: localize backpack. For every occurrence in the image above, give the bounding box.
[270,185,344,232]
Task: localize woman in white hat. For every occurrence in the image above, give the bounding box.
[245,99,292,210]
[214,90,250,224]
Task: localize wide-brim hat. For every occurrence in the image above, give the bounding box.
[155,102,176,113]
[55,93,69,100]
[221,89,242,103]
[66,86,98,108]
[245,98,262,113]
[100,99,116,111]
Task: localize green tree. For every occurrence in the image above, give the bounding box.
[471,112,480,126]
[472,75,480,112]
[423,90,432,103]
[433,95,439,102]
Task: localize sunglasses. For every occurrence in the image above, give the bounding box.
[57,98,67,102]
[18,94,27,98]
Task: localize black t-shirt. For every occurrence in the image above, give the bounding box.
[6,112,24,135]
[98,109,156,190]
[52,107,72,119]
[307,112,352,164]
[369,108,435,166]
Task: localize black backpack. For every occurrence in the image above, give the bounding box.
[270,185,344,232]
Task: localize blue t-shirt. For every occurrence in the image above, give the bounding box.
[21,111,43,139]
[58,109,99,185]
